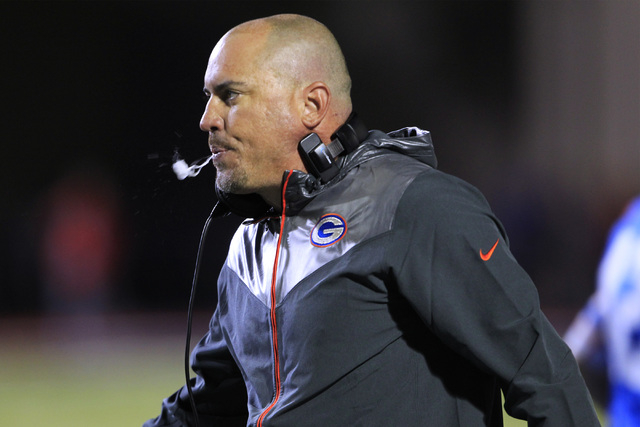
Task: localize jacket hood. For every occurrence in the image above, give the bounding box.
[213,127,437,219]
[344,127,437,172]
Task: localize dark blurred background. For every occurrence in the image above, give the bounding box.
[1,1,638,326]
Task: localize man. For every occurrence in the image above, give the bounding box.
[565,196,640,426]
[145,14,599,426]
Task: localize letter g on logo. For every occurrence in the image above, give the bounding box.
[310,214,347,247]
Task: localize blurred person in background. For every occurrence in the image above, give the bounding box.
[565,196,640,427]
[39,166,124,314]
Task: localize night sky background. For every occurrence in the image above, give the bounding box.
[1,1,638,323]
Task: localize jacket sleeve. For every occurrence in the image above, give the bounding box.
[389,169,599,426]
[143,307,248,427]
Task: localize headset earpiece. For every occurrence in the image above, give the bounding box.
[298,112,368,184]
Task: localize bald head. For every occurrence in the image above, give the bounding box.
[226,14,352,115]
[201,15,353,206]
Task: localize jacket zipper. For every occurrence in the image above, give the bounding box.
[256,170,294,427]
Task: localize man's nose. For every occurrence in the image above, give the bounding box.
[200,98,224,132]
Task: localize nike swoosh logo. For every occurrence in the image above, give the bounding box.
[479,238,500,261]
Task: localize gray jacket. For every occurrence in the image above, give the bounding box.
[145,128,599,426]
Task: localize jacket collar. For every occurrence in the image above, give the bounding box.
[214,127,437,219]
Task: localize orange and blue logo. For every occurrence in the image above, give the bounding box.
[311,213,347,247]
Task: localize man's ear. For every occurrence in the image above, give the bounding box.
[301,81,330,129]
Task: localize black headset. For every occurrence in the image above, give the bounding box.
[213,112,368,218]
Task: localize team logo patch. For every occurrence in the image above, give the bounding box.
[311,214,347,247]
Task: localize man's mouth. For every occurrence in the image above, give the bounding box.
[210,141,231,154]
[210,144,234,165]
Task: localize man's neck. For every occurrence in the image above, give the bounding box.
[258,186,284,212]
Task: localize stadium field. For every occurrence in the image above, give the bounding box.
[0,313,604,426]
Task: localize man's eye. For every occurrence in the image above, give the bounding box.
[223,90,239,103]
[201,88,239,104]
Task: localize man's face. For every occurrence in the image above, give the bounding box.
[200,31,305,198]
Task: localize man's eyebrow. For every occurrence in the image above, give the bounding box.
[204,80,248,94]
